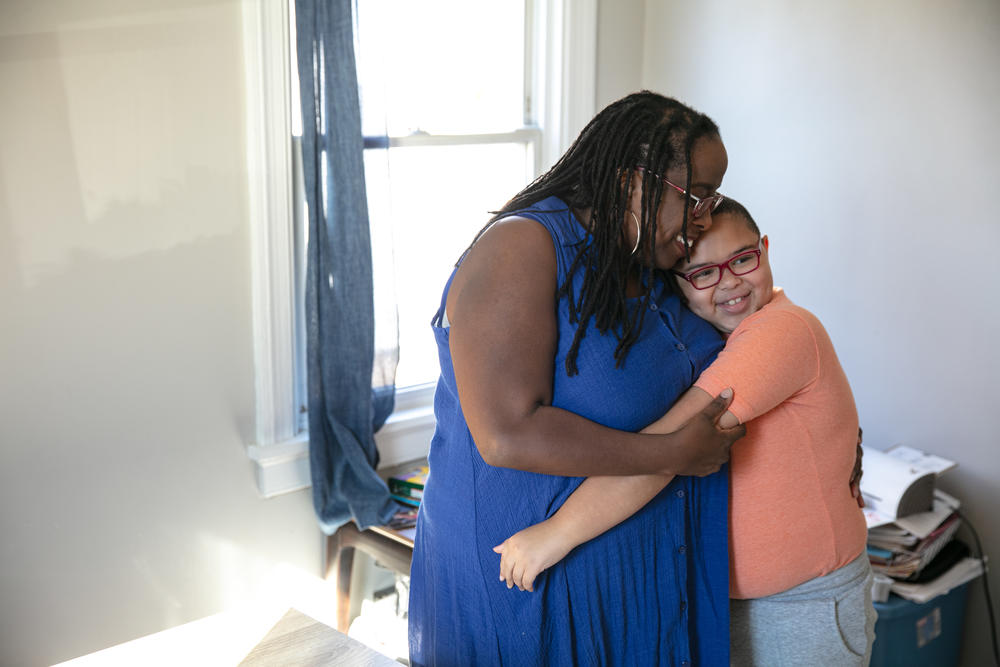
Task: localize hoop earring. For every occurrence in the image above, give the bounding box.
[630,211,641,255]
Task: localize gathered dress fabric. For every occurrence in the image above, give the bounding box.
[408,197,730,666]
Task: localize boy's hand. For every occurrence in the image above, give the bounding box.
[493,520,574,592]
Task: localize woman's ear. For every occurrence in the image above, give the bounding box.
[761,235,769,251]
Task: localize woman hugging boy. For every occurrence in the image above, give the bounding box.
[494,198,876,666]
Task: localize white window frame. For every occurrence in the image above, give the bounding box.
[241,0,597,498]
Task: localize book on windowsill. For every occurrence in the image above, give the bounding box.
[388,465,428,506]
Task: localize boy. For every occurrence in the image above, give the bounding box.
[493,199,875,665]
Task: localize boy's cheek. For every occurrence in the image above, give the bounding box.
[687,298,719,325]
[679,285,706,312]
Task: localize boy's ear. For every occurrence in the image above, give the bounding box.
[761,235,769,251]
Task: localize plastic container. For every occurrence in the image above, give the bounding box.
[871,574,894,603]
[870,582,970,667]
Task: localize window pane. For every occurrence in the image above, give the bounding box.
[366,142,532,388]
[356,0,526,136]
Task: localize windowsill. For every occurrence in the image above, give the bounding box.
[248,384,436,499]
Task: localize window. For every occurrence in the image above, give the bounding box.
[243,0,597,497]
[352,0,540,391]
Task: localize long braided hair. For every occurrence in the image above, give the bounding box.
[461,91,720,376]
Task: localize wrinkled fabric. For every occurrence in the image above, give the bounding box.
[296,0,397,533]
[409,197,731,666]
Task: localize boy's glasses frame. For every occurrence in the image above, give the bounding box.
[634,166,725,218]
[673,246,763,290]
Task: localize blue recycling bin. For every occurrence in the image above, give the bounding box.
[870,583,970,667]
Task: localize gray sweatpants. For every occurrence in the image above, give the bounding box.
[730,552,877,666]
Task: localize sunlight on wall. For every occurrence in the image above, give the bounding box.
[0,5,245,287]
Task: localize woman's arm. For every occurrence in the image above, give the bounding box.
[448,216,744,478]
[494,386,731,590]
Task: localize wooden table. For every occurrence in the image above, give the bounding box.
[240,608,397,666]
[326,521,415,632]
[57,605,396,667]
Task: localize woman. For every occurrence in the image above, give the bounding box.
[408,91,745,666]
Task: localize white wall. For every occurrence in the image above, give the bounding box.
[595,0,644,109]
[0,2,322,665]
[633,0,1000,664]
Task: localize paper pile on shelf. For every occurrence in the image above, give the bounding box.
[866,490,962,579]
[888,557,985,604]
[862,445,984,604]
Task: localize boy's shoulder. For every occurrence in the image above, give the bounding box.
[737,288,825,340]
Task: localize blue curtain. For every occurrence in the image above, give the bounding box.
[296,0,399,533]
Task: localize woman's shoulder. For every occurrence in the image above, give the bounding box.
[463,197,588,285]
[467,214,556,265]
[448,214,558,319]
[501,197,587,246]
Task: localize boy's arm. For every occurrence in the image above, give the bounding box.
[494,389,738,591]
[494,472,672,591]
[646,385,740,432]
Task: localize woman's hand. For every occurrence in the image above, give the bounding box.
[659,389,745,476]
[493,520,574,592]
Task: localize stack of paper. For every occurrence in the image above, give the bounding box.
[866,492,961,579]
[889,557,985,604]
[863,446,985,604]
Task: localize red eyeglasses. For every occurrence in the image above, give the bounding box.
[635,166,725,218]
[673,245,762,290]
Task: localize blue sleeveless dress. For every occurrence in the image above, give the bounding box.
[408,196,730,666]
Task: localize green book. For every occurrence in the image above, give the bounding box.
[388,465,428,502]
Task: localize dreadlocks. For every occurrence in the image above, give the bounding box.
[460,91,721,376]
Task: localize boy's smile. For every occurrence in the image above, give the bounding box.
[673,212,774,335]
[717,291,753,315]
